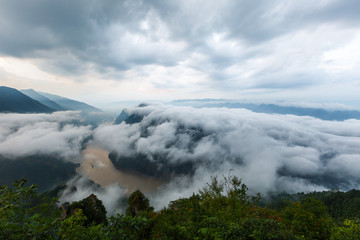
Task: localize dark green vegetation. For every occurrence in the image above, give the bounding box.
[265,190,360,224]
[109,152,194,180]
[1,177,360,239]
[0,155,79,192]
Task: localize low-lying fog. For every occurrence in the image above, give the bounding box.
[1,104,360,214]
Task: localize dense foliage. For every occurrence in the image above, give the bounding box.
[64,194,108,226]
[265,189,360,223]
[0,179,60,239]
[1,178,360,239]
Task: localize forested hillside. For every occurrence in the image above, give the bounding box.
[1,177,360,239]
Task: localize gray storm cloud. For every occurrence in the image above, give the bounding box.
[93,104,360,209]
[1,0,360,94]
[0,111,92,161]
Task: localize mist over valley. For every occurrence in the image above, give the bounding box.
[1,89,360,214]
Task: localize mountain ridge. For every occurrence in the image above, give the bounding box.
[171,99,360,121]
[39,91,102,113]
[0,86,54,113]
[21,89,66,111]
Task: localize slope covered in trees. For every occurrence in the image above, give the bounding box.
[1,177,360,239]
[0,155,79,192]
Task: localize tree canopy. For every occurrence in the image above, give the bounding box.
[1,177,360,239]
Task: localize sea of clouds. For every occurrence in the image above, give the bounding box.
[93,104,360,209]
[1,105,360,213]
[0,111,91,161]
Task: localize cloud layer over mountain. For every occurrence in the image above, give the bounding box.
[59,176,126,215]
[1,105,360,212]
[93,104,360,209]
[0,111,91,160]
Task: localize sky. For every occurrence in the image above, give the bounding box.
[0,0,360,107]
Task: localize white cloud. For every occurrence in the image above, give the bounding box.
[92,104,360,209]
[0,111,92,160]
[58,176,127,215]
[320,33,360,73]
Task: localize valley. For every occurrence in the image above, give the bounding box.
[78,145,163,194]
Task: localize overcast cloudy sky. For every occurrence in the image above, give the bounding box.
[0,0,359,107]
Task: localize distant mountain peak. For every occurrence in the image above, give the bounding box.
[114,109,129,124]
[170,99,360,121]
[0,86,102,114]
[0,86,55,113]
[21,89,66,111]
[38,91,102,113]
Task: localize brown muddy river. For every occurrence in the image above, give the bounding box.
[78,146,163,194]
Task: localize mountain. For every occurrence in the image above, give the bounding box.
[171,99,360,121]
[39,91,102,113]
[21,89,66,111]
[112,105,196,179]
[114,109,130,124]
[0,154,79,192]
[0,86,54,113]
[114,109,145,125]
[114,104,150,125]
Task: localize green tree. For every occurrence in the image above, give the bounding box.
[126,190,154,217]
[281,198,333,240]
[0,179,61,239]
[105,214,149,240]
[59,208,107,240]
[331,219,360,240]
[65,193,107,226]
[151,176,295,239]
